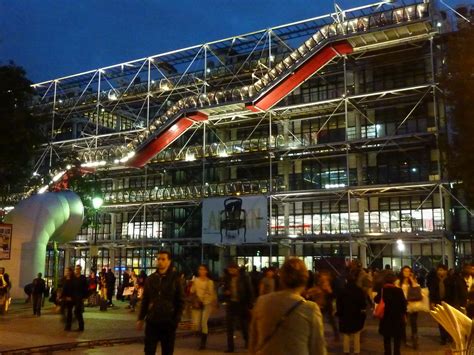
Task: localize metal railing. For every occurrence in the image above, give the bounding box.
[102,179,284,205]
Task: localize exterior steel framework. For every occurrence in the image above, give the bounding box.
[17,0,474,277]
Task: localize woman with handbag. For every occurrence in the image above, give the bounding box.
[395,266,422,349]
[190,264,217,350]
[249,258,326,355]
[374,272,407,355]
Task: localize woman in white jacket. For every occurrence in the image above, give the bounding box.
[190,264,217,350]
[395,266,422,350]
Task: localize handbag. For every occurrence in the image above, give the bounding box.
[122,286,135,296]
[407,288,430,313]
[373,288,385,319]
[255,299,305,354]
[190,293,204,310]
[407,285,423,302]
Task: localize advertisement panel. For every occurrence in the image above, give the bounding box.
[0,223,12,260]
[202,196,267,245]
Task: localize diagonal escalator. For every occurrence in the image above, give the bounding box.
[123,2,430,168]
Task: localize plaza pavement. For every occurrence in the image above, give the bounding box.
[0,300,453,354]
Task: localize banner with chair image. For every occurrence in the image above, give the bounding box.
[202,196,267,245]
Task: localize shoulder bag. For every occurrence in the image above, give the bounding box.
[407,285,423,302]
[255,299,305,354]
[373,288,385,319]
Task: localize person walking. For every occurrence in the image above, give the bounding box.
[463,263,474,318]
[136,251,185,355]
[223,263,254,353]
[86,271,98,307]
[105,268,116,307]
[258,267,277,296]
[31,273,46,316]
[249,257,326,355]
[98,268,107,301]
[190,264,217,350]
[428,264,450,344]
[395,266,422,349]
[306,270,339,341]
[73,265,87,330]
[0,267,11,313]
[374,272,407,355]
[130,271,146,312]
[336,269,366,355]
[62,265,88,331]
[61,267,75,330]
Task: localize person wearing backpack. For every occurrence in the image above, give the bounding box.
[374,272,407,355]
[249,257,326,355]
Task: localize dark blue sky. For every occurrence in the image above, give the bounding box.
[0,0,456,83]
[0,0,361,83]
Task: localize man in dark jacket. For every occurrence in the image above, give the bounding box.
[105,268,116,306]
[336,270,367,354]
[31,273,46,316]
[223,263,254,353]
[136,251,185,355]
[428,264,450,344]
[70,265,88,331]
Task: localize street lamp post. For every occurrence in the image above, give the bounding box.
[91,196,104,273]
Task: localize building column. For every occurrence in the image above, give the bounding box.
[446,239,454,269]
[359,242,367,268]
[284,202,290,237]
[109,248,115,270]
[64,247,71,269]
[278,243,292,259]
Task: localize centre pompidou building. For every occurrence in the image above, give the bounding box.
[24,0,474,279]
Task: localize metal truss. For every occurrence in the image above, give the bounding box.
[28,0,432,178]
[16,0,466,268]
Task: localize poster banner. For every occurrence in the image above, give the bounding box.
[0,223,12,260]
[202,196,267,245]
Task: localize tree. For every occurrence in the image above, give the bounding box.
[441,24,474,204]
[0,64,46,206]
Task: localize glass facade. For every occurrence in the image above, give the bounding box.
[33,3,474,277]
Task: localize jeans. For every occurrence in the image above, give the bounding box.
[343,331,360,354]
[192,304,212,334]
[402,312,418,341]
[323,309,339,339]
[144,321,177,355]
[439,324,450,343]
[226,301,249,351]
[106,287,114,305]
[383,335,401,355]
[65,300,84,330]
[32,294,42,315]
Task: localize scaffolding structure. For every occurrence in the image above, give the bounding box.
[23,0,474,277]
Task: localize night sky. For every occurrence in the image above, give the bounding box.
[0,0,355,83]
[0,0,458,84]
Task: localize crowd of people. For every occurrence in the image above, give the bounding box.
[131,254,474,355]
[2,256,474,355]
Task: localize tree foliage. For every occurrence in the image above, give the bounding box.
[441,25,474,204]
[0,64,46,204]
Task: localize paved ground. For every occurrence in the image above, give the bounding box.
[0,300,454,354]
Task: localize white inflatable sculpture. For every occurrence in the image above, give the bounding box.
[1,191,83,298]
[431,302,474,354]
